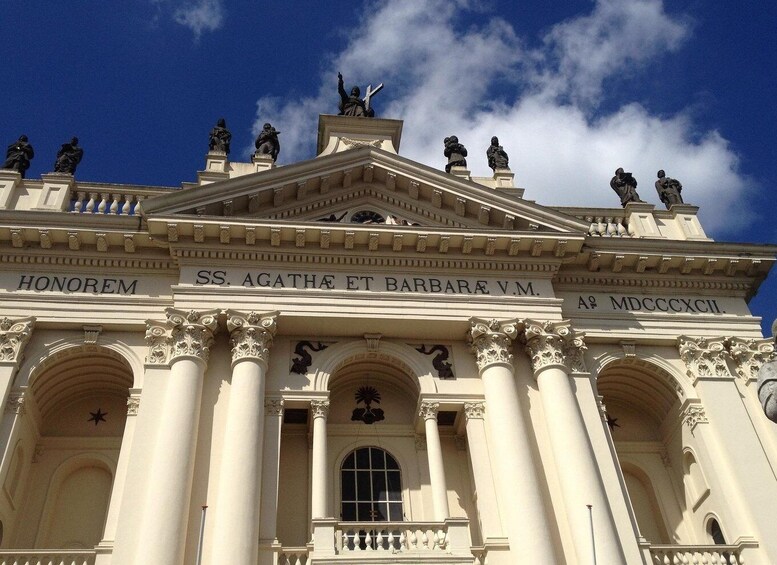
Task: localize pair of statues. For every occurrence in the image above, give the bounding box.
[442,136,510,174]
[207,119,281,162]
[610,168,684,209]
[2,135,83,177]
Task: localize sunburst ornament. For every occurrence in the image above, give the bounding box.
[352,386,385,424]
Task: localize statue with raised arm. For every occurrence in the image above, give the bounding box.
[443,136,467,173]
[486,136,509,171]
[337,72,382,118]
[2,135,34,178]
[254,123,280,162]
[53,137,83,175]
[610,167,643,206]
[209,118,232,154]
[655,169,683,208]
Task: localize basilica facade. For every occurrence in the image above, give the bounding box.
[0,115,775,565]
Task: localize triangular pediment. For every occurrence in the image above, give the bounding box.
[141,145,589,235]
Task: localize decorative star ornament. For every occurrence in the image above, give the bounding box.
[88,408,108,426]
[606,414,620,432]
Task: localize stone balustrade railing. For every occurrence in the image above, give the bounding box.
[70,191,148,216]
[277,546,309,565]
[0,550,95,565]
[648,544,744,564]
[585,215,632,237]
[337,521,447,553]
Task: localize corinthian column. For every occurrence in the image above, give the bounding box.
[524,320,623,564]
[468,318,556,561]
[419,401,450,521]
[134,309,218,565]
[211,311,278,565]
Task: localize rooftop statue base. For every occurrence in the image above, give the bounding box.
[252,153,275,173]
[317,115,403,157]
[0,169,21,210]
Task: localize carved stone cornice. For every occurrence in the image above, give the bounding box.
[468,318,520,372]
[0,316,35,364]
[225,310,278,367]
[419,401,440,421]
[265,398,284,416]
[677,337,731,380]
[728,337,775,382]
[310,399,330,419]
[463,401,485,420]
[145,309,219,366]
[523,319,587,375]
[681,402,708,430]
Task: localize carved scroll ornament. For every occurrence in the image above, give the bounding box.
[677,337,731,380]
[226,310,278,366]
[145,309,219,365]
[524,320,587,374]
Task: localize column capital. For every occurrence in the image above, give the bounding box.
[728,337,775,382]
[677,336,732,381]
[310,399,330,419]
[524,319,587,375]
[265,397,284,416]
[145,309,219,366]
[5,391,25,415]
[126,396,141,416]
[680,401,708,430]
[419,400,440,420]
[0,316,35,365]
[468,318,520,372]
[225,310,278,367]
[463,401,485,420]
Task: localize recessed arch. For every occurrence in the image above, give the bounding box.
[592,352,694,403]
[312,340,437,395]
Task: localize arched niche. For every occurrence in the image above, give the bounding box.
[621,462,671,544]
[36,454,115,549]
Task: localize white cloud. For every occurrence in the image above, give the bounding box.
[253,0,752,235]
[172,0,224,38]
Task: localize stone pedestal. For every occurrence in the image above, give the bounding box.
[670,204,709,240]
[492,169,514,188]
[449,166,471,181]
[0,170,21,209]
[624,201,659,237]
[36,172,74,211]
[252,153,276,173]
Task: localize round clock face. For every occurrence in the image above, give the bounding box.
[350,210,385,224]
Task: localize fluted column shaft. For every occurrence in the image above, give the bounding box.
[135,309,218,565]
[469,318,556,561]
[211,311,278,565]
[311,399,330,519]
[463,402,503,539]
[525,320,623,565]
[420,401,450,521]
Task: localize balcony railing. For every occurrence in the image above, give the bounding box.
[0,550,95,565]
[648,543,748,564]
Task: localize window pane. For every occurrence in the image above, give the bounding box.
[342,470,356,501]
[342,503,356,521]
[357,502,372,521]
[371,448,385,469]
[385,453,399,470]
[387,471,401,500]
[372,471,387,501]
[343,452,355,469]
[374,502,388,521]
[389,503,403,521]
[357,470,371,500]
[355,448,370,469]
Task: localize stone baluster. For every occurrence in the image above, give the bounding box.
[524,319,624,564]
[85,192,97,213]
[98,193,109,214]
[133,309,218,565]
[134,194,145,215]
[73,191,85,213]
[468,318,557,562]
[419,400,450,521]
[120,194,131,215]
[210,311,278,565]
[311,399,330,519]
[110,194,120,214]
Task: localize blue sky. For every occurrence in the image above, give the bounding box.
[2,0,776,333]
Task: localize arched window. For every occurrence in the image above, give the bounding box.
[341,447,403,522]
[708,518,726,545]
